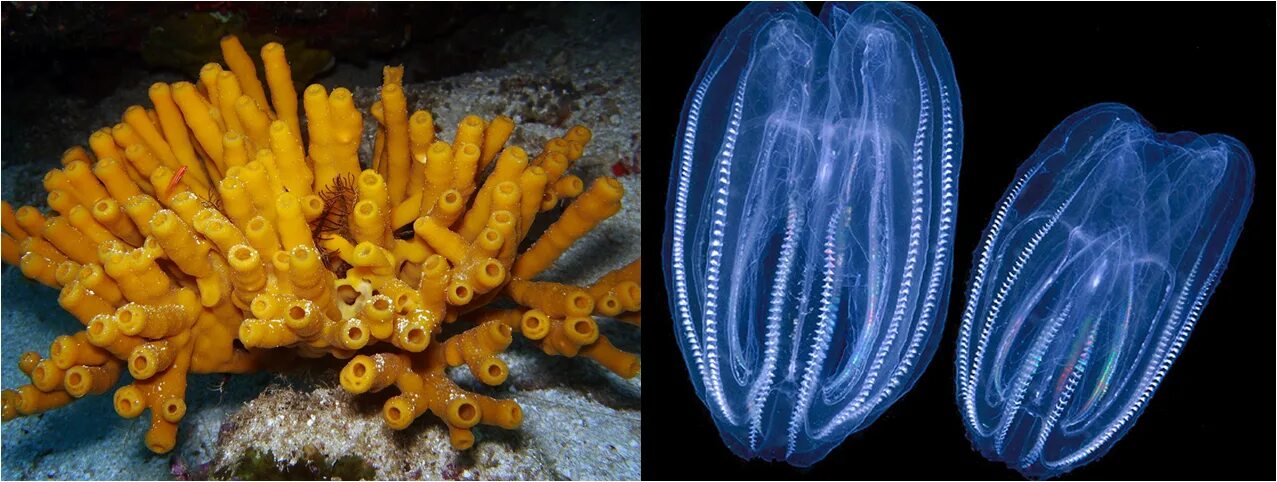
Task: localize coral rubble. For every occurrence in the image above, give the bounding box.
[0,36,641,455]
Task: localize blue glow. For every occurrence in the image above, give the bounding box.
[955,103,1254,478]
[663,1,962,466]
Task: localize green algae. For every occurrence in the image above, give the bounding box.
[213,446,375,481]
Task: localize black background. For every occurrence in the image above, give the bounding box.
[640,2,1274,480]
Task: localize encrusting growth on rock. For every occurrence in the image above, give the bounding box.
[0,36,641,454]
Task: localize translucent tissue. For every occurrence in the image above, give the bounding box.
[663,1,962,466]
[955,103,1253,478]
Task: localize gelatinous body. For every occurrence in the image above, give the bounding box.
[663,1,961,466]
[955,103,1253,478]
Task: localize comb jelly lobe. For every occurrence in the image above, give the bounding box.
[663,1,962,466]
[954,103,1254,478]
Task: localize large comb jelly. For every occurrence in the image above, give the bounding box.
[663,1,962,466]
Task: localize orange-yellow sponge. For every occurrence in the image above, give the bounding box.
[0,35,640,454]
[340,326,523,449]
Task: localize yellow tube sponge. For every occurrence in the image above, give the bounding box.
[235,95,273,150]
[393,310,436,353]
[413,217,468,265]
[1,203,26,243]
[93,158,145,205]
[261,42,300,140]
[114,333,192,453]
[517,167,549,240]
[239,160,280,220]
[500,305,639,379]
[289,244,336,312]
[150,210,213,278]
[43,169,75,206]
[417,254,451,313]
[505,279,595,318]
[64,360,122,398]
[30,357,67,392]
[540,316,599,357]
[127,337,181,380]
[564,125,593,148]
[2,233,20,266]
[357,294,395,340]
[90,198,144,246]
[300,195,326,223]
[116,294,198,339]
[222,131,249,169]
[67,205,120,246]
[15,205,48,241]
[54,260,82,287]
[275,193,314,250]
[219,36,270,111]
[79,262,125,306]
[406,110,436,195]
[340,353,407,394]
[376,345,514,450]
[171,81,225,168]
[239,318,299,348]
[480,116,515,170]
[579,335,641,378]
[417,141,454,217]
[451,143,481,201]
[243,216,282,258]
[328,87,363,179]
[280,298,325,339]
[216,71,245,135]
[380,72,411,205]
[554,175,585,198]
[195,209,248,254]
[269,120,313,196]
[50,332,112,370]
[121,195,163,237]
[443,321,513,386]
[304,84,338,190]
[148,83,206,187]
[122,106,175,165]
[226,245,266,305]
[88,129,124,172]
[455,181,513,244]
[518,309,552,340]
[371,101,387,174]
[122,144,164,189]
[0,35,638,456]
[9,385,73,419]
[353,200,387,247]
[454,115,486,154]
[431,190,465,227]
[61,145,96,167]
[513,177,624,279]
[43,217,97,265]
[63,160,111,206]
[22,236,68,265]
[44,192,74,220]
[476,395,523,430]
[588,257,642,315]
[107,122,157,193]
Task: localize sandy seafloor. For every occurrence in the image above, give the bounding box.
[1,4,640,480]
